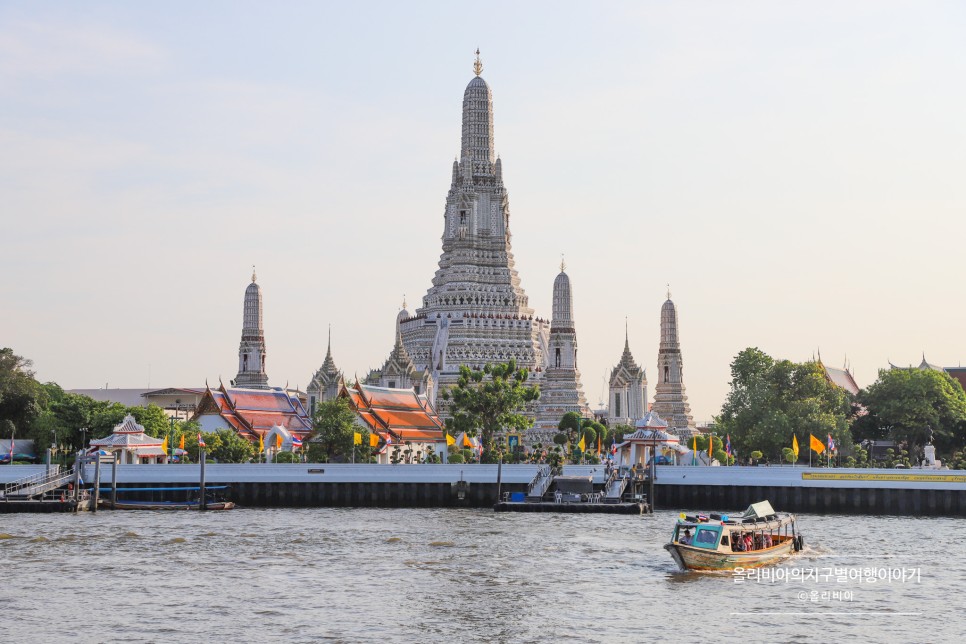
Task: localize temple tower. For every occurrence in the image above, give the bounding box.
[234,269,269,389]
[533,262,591,438]
[306,327,343,415]
[399,51,550,407]
[608,324,647,427]
[651,292,694,435]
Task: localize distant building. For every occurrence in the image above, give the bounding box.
[89,414,167,465]
[651,293,695,437]
[192,382,312,443]
[340,381,446,464]
[367,305,434,400]
[306,329,343,416]
[533,262,591,440]
[608,327,647,428]
[234,270,270,389]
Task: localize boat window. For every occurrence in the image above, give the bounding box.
[692,527,721,549]
[720,535,729,546]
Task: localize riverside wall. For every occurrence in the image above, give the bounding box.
[4,464,965,515]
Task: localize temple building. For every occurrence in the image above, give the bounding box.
[306,328,343,416]
[651,293,695,437]
[608,325,648,427]
[233,269,269,389]
[397,52,550,410]
[533,262,591,438]
[89,415,168,465]
[192,382,312,443]
[368,304,434,400]
[340,381,446,464]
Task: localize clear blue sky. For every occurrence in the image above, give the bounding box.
[2,1,964,421]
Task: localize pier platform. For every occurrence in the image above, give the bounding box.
[494,501,647,514]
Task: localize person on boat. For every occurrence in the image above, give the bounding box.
[679,528,692,545]
[732,533,744,551]
[744,533,754,551]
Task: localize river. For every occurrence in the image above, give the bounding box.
[0,509,960,643]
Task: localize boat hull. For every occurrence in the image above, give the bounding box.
[665,540,795,571]
[100,500,235,511]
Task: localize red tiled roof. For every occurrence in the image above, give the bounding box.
[192,384,312,442]
[340,383,443,442]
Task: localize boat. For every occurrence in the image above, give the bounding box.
[664,501,803,571]
[99,499,235,511]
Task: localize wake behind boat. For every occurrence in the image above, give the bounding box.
[665,501,803,571]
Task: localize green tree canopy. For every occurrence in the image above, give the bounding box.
[858,367,966,461]
[307,397,361,463]
[0,348,45,438]
[715,348,853,462]
[442,360,540,462]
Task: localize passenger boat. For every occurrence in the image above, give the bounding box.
[664,501,803,571]
[99,499,235,511]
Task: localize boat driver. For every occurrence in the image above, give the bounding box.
[679,528,692,545]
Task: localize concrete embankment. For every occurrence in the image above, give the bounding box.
[4,464,964,515]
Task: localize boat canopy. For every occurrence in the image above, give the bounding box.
[741,501,776,520]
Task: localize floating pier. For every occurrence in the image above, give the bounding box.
[494,501,647,514]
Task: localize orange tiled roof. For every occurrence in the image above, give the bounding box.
[340,383,443,443]
[193,384,312,440]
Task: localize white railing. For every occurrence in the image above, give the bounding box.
[526,465,553,498]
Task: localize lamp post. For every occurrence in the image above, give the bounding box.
[80,427,88,452]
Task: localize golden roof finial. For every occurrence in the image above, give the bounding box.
[473,48,483,76]
[560,253,566,273]
[666,283,671,300]
[252,265,257,283]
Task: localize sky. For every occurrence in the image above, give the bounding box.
[2,1,965,422]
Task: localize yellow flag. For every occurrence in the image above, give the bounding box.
[708,435,713,458]
[578,436,586,452]
[259,434,264,452]
[276,434,282,449]
[446,433,456,446]
[370,433,379,447]
[792,435,800,457]
[810,434,825,454]
[462,434,472,448]
[179,435,185,450]
[161,436,168,453]
[354,431,362,445]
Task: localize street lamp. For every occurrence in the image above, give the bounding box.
[80,427,88,452]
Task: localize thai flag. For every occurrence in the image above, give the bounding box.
[828,434,836,452]
[725,434,732,457]
[291,435,303,448]
[198,433,206,448]
[7,437,13,459]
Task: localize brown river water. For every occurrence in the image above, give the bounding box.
[0,509,961,643]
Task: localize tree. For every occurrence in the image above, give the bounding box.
[442,360,540,462]
[716,348,853,463]
[308,397,360,463]
[129,404,172,438]
[209,429,255,463]
[859,368,966,463]
[0,348,44,438]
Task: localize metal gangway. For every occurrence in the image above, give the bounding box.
[526,465,553,501]
[2,466,73,500]
[602,469,628,503]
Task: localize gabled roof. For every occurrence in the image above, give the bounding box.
[192,383,312,440]
[91,415,163,447]
[340,382,444,443]
[823,365,860,396]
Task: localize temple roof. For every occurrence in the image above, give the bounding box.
[610,330,644,383]
[91,415,163,447]
[193,383,311,439]
[823,364,860,396]
[341,382,444,442]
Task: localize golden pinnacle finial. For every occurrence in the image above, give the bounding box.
[560,254,566,273]
[402,294,407,309]
[252,265,257,283]
[666,283,671,300]
[473,48,483,76]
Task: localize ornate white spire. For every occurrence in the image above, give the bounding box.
[235,269,269,389]
[653,294,693,435]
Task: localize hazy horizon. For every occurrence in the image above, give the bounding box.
[3,1,964,422]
